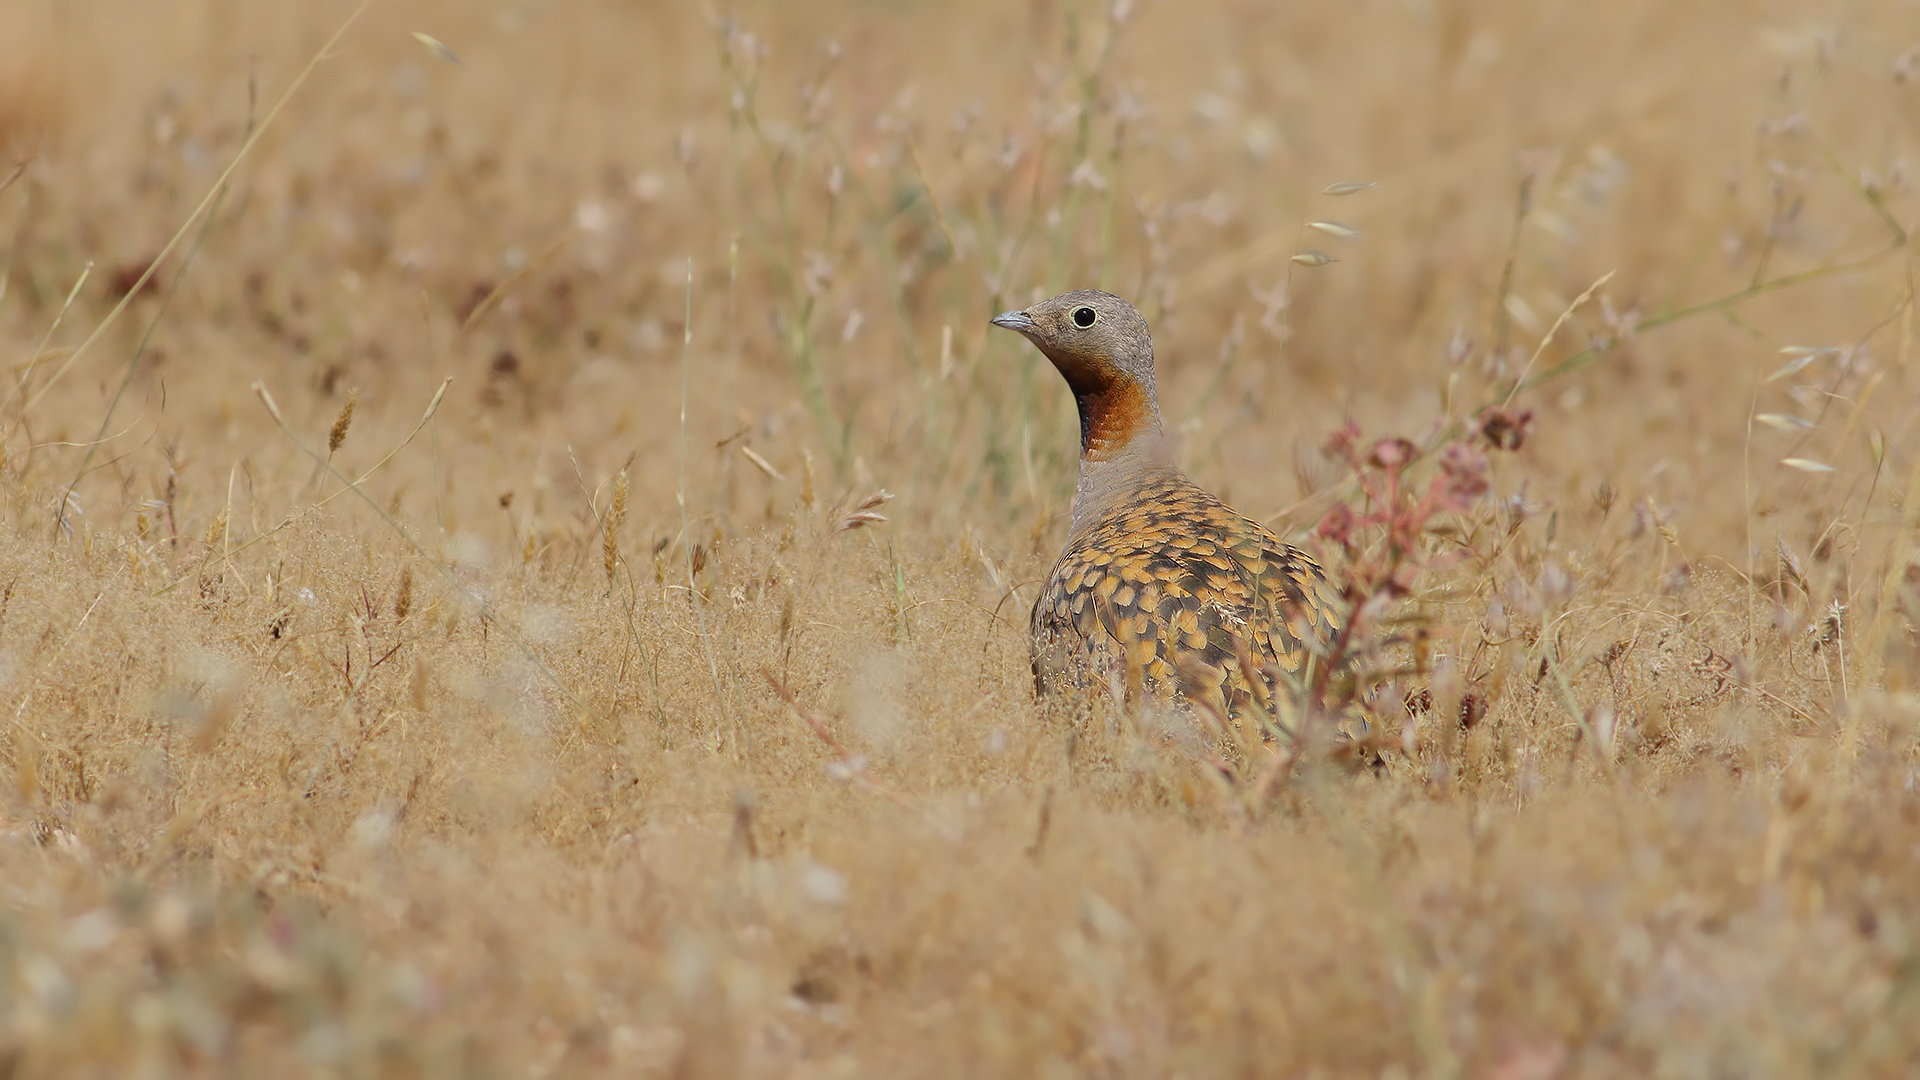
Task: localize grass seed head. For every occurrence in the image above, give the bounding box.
[410,31,462,65]
[328,388,357,454]
[1780,457,1836,473]
[605,469,628,583]
[395,566,413,621]
[837,489,894,532]
[1755,412,1813,432]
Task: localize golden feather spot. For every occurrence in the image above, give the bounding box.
[1130,613,1150,638]
[1096,575,1119,600]
[1184,630,1207,650]
[1113,584,1137,608]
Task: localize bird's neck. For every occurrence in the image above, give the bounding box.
[1069,379,1174,537]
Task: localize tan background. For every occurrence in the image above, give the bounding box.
[0,0,1916,1074]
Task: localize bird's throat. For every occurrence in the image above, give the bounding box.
[1075,380,1162,462]
[1067,381,1173,538]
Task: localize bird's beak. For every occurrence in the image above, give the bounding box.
[990,309,1035,333]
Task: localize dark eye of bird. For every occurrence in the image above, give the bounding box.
[1072,306,1097,328]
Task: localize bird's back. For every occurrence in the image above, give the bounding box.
[1029,468,1345,736]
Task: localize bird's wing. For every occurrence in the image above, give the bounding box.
[1062,524,1266,719]
[1028,478,1346,723]
[1220,524,1346,679]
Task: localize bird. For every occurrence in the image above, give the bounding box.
[990,289,1346,745]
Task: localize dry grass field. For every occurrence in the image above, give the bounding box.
[2,0,1919,1075]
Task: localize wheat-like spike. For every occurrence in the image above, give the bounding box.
[604,469,628,583]
[203,509,228,549]
[394,565,413,621]
[328,388,358,454]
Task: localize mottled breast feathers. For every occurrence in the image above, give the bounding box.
[1030,470,1345,734]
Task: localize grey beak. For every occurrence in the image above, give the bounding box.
[990,309,1035,332]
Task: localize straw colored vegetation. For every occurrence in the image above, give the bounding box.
[2,0,1919,1075]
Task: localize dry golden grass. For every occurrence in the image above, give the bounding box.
[2,0,1919,1075]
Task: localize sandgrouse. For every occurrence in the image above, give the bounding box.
[991,290,1345,738]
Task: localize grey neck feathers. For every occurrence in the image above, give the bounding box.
[1068,421,1176,539]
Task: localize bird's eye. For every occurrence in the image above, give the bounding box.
[1072,306,1097,328]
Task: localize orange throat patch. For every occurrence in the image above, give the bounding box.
[1076,379,1158,460]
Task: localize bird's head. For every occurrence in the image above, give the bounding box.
[990,289,1157,399]
[991,289,1163,457]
